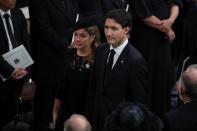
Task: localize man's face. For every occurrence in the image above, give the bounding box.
[104,18,129,48]
[0,0,16,11]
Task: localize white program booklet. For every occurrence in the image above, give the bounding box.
[0,45,34,81]
[2,45,34,68]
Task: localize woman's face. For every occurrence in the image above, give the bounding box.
[73,28,94,50]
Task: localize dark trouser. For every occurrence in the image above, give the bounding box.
[0,79,23,129]
[33,82,59,131]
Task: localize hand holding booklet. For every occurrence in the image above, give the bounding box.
[0,45,34,81]
[2,45,34,68]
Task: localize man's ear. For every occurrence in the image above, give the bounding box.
[178,81,188,97]
[124,27,130,34]
[176,80,186,96]
[179,85,186,95]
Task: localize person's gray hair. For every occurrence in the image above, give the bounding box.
[181,64,197,99]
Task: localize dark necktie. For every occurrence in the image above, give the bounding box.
[4,14,17,48]
[104,49,116,86]
[107,49,116,70]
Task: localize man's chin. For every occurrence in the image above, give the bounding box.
[8,4,16,10]
[108,42,120,48]
[107,40,115,45]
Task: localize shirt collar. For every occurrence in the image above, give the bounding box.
[0,9,11,18]
[110,39,128,55]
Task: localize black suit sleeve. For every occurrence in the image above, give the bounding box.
[0,9,29,78]
[0,56,14,78]
[17,9,31,53]
[129,57,148,105]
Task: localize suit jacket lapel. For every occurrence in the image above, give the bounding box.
[0,16,9,49]
[100,45,110,89]
[112,43,129,73]
[104,43,129,88]
[11,10,18,42]
[103,43,129,88]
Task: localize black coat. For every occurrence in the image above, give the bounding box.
[163,101,197,131]
[29,0,80,129]
[29,0,80,83]
[91,43,148,131]
[0,8,30,128]
[55,48,94,130]
[181,7,197,58]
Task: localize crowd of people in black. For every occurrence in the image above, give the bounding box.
[1,0,197,131]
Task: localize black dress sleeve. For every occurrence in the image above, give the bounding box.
[55,83,65,101]
[131,0,153,19]
[55,48,75,101]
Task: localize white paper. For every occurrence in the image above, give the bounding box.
[0,45,34,81]
[2,45,34,68]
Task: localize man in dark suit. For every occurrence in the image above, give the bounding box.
[0,0,30,129]
[29,0,80,130]
[91,9,148,131]
[163,64,197,131]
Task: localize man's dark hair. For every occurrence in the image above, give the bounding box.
[105,9,132,30]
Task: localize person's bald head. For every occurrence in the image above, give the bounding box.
[64,114,91,131]
[181,64,197,99]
